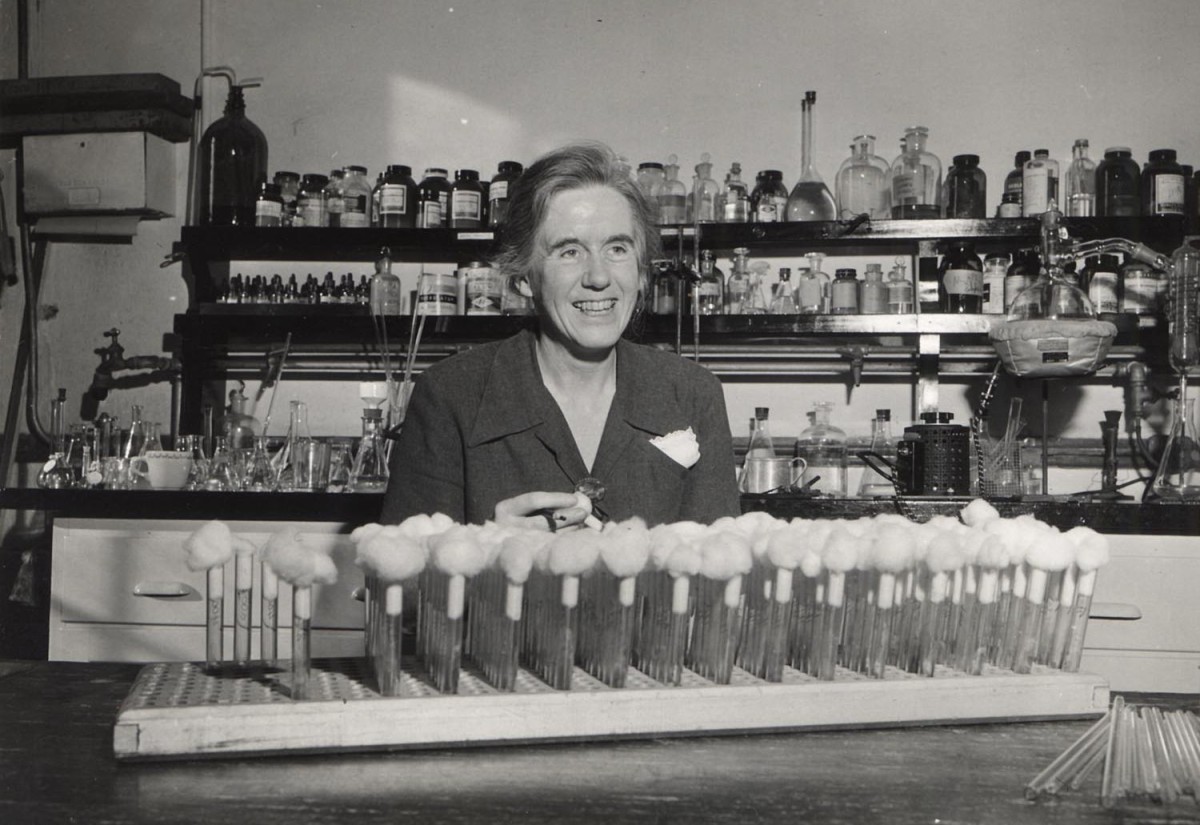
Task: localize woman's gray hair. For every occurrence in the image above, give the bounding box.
[492,141,661,290]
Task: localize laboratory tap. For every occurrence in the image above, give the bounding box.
[87,328,180,403]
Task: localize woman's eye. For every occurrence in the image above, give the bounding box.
[605,244,630,259]
[558,247,581,260]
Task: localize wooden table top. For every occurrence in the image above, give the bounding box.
[2,661,1198,824]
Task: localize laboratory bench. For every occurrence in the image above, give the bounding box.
[0,660,1197,824]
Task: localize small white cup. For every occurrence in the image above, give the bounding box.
[137,450,193,490]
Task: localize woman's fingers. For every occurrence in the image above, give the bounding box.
[494,491,584,529]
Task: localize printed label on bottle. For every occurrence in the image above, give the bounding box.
[452,191,482,221]
[326,196,344,214]
[1122,275,1155,314]
[298,196,325,227]
[1089,272,1119,314]
[1023,169,1049,215]
[380,185,408,214]
[1151,174,1185,214]
[944,269,984,296]
[982,273,1006,313]
[419,200,443,228]
[490,181,509,200]
[255,200,282,220]
[754,201,778,222]
[463,267,502,315]
[417,273,459,315]
[998,201,1022,218]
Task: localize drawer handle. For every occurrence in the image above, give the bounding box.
[133,581,195,599]
[1089,602,1142,621]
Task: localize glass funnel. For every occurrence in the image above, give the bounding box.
[785,91,837,221]
[1151,397,1200,499]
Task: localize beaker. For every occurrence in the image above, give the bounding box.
[1151,397,1200,499]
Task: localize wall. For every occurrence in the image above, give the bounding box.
[2,0,1197,492]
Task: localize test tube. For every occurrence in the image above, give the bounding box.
[292,584,312,700]
[261,564,278,667]
[234,551,253,666]
[205,565,224,671]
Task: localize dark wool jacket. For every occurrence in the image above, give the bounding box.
[380,329,740,526]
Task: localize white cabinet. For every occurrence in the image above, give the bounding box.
[50,518,366,663]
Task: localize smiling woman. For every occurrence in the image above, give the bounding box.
[381,142,740,531]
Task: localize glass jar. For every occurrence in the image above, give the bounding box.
[340,165,372,227]
[636,162,667,224]
[272,171,300,226]
[835,135,890,220]
[890,126,942,219]
[1083,254,1120,316]
[688,154,720,222]
[886,259,914,314]
[996,191,1022,218]
[254,182,283,227]
[1120,259,1158,316]
[943,154,986,219]
[297,173,329,227]
[450,169,484,229]
[417,168,452,228]
[859,263,888,314]
[488,160,523,227]
[750,170,788,223]
[695,250,724,315]
[1096,147,1141,217]
[1003,151,1031,211]
[939,240,983,313]
[717,161,751,223]
[1142,148,1186,216]
[323,169,345,227]
[830,268,859,314]
[377,164,418,228]
[794,401,848,497]
[982,254,1009,314]
[1022,149,1059,216]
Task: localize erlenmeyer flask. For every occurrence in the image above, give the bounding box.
[205,436,240,491]
[244,435,277,492]
[1151,397,1200,499]
[785,91,837,221]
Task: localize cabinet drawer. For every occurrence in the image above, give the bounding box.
[51,519,365,629]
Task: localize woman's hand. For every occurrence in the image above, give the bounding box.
[494,491,590,533]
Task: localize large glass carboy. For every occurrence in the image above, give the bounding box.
[794,401,848,496]
[785,91,837,221]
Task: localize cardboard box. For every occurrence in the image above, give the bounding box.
[22,132,176,217]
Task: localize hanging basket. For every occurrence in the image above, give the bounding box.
[988,318,1118,378]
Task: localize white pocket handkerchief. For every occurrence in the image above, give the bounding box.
[649,427,700,469]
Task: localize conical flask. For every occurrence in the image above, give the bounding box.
[785,91,837,221]
[349,408,390,492]
[1151,397,1200,499]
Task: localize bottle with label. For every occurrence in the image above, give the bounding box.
[795,401,848,497]
[857,409,896,497]
[859,263,888,314]
[745,262,771,314]
[1083,254,1120,316]
[835,134,890,219]
[1005,249,1040,313]
[942,154,987,218]
[725,247,752,314]
[273,171,300,226]
[746,406,776,458]
[417,168,451,228]
[717,162,751,223]
[1142,149,1186,216]
[1022,149,1059,216]
[653,263,678,315]
[349,408,390,493]
[769,268,799,314]
[796,267,820,314]
[890,126,942,219]
[375,165,417,228]
[688,153,720,222]
[199,82,268,226]
[694,250,724,314]
[886,259,914,314]
[636,162,667,223]
[488,160,523,227]
[1004,150,1031,212]
[254,182,283,227]
[658,155,688,224]
[462,262,502,315]
[1120,259,1158,317]
[369,247,403,316]
[1096,147,1141,217]
[340,165,372,227]
[449,169,484,229]
[323,169,345,227]
[981,253,1009,314]
[996,191,1022,218]
[830,268,859,314]
[938,240,984,313]
[417,270,459,315]
[1065,139,1097,217]
[297,173,329,227]
[750,170,789,223]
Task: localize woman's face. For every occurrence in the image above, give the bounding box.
[522,185,643,360]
